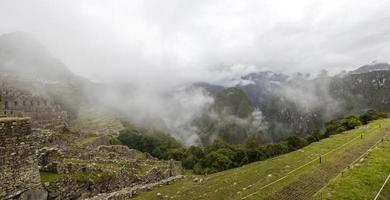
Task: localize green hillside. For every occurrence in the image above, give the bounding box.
[131,119,390,200]
[315,137,390,199]
[194,87,260,145]
[213,87,254,118]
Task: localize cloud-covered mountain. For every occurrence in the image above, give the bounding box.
[192,62,390,143]
[351,61,390,74]
[0,32,75,82]
[2,31,390,146]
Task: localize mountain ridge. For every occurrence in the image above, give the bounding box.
[0,31,75,82]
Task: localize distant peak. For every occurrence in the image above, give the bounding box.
[0,31,40,43]
[352,61,390,74]
[370,59,388,65]
[0,31,48,53]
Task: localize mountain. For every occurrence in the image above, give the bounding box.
[351,61,390,74]
[331,70,390,112]
[0,32,75,82]
[189,62,390,144]
[0,32,95,118]
[191,87,270,145]
[213,87,254,118]
[191,82,225,95]
[238,71,289,107]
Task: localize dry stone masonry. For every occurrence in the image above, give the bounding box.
[0,80,68,128]
[0,80,184,200]
[0,117,47,199]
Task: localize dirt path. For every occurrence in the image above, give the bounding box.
[264,128,388,200]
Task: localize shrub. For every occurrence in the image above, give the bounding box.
[307,130,322,143]
[118,127,182,159]
[325,115,362,136]
[287,136,308,150]
[359,109,388,124]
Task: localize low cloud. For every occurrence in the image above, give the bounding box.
[92,82,214,145]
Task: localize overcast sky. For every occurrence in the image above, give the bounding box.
[0,0,389,82]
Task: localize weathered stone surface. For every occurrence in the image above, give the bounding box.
[41,157,183,199]
[164,159,183,178]
[0,117,46,200]
[95,145,136,160]
[86,175,184,200]
[19,188,48,200]
[0,80,68,128]
[38,147,65,173]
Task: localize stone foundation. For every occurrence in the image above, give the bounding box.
[0,117,47,199]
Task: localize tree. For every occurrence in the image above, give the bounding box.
[204,152,232,172]
[307,130,322,143]
[359,109,388,124]
[287,136,308,150]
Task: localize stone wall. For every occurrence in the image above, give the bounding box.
[0,117,47,199]
[0,80,68,128]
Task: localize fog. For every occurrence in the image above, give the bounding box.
[1,0,390,82]
[95,83,214,145]
[1,0,390,144]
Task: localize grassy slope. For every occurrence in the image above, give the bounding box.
[379,177,390,200]
[315,139,390,200]
[131,119,390,200]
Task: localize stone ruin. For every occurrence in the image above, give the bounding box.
[87,145,138,160]
[0,78,185,199]
[0,117,47,199]
[0,80,68,128]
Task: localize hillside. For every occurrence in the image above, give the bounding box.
[193,87,265,144]
[213,87,254,118]
[331,70,390,112]
[315,137,390,199]
[131,119,390,200]
[191,64,390,143]
[351,62,390,74]
[0,32,75,82]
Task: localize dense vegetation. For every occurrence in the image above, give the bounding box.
[204,69,390,143]
[193,87,271,145]
[118,122,182,159]
[213,87,254,118]
[118,110,387,175]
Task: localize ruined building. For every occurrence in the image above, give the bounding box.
[0,80,68,128]
[0,117,47,199]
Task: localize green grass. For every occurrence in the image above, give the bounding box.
[131,119,390,200]
[73,136,99,146]
[40,172,68,183]
[40,171,115,183]
[379,178,390,200]
[315,139,390,200]
[135,151,145,159]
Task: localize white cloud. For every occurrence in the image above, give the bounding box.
[0,0,389,82]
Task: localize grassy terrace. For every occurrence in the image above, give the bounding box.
[131,119,390,200]
[315,139,390,199]
[73,136,99,146]
[40,171,115,183]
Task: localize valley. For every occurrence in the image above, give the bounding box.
[1,4,390,199]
